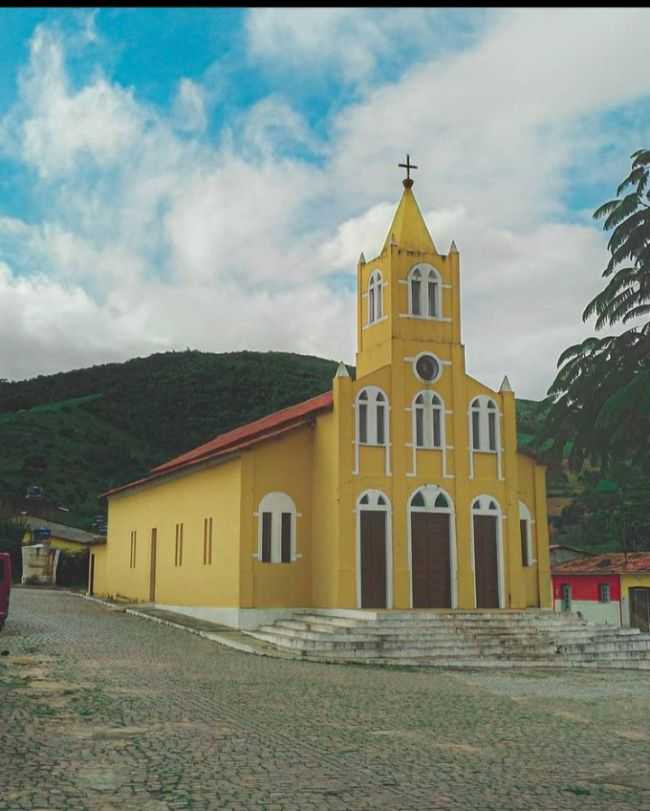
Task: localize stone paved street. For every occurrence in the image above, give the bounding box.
[2,589,650,811]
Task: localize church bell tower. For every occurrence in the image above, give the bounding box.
[355,156,462,380]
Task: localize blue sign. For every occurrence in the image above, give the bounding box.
[33,528,51,541]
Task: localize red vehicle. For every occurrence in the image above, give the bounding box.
[0,552,11,630]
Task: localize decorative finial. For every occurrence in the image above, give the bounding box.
[359,252,366,265]
[398,153,418,189]
[499,375,513,393]
[449,240,458,254]
[335,362,350,378]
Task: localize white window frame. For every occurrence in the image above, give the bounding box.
[367,270,383,325]
[468,396,503,480]
[255,492,300,564]
[412,351,443,384]
[408,263,442,319]
[413,391,444,450]
[518,501,536,566]
[356,386,388,447]
[407,485,457,609]
[353,386,391,476]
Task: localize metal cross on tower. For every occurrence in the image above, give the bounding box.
[398,154,418,188]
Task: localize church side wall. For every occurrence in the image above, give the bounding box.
[239,425,314,609]
[517,454,552,608]
[311,409,340,608]
[89,545,107,595]
[103,459,242,606]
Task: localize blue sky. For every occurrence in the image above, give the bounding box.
[0,8,649,397]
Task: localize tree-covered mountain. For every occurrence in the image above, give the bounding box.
[0,349,577,536]
[0,350,346,528]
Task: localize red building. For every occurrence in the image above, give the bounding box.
[552,553,650,631]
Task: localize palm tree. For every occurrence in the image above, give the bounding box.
[583,149,650,328]
[544,150,650,472]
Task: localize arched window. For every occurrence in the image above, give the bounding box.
[470,397,498,452]
[356,387,388,446]
[519,501,534,567]
[257,492,297,564]
[367,271,383,324]
[414,391,443,449]
[409,486,453,513]
[408,264,440,318]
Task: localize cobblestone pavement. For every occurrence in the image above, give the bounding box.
[2,589,650,811]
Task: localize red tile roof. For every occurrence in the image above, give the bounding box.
[552,552,650,575]
[104,391,333,498]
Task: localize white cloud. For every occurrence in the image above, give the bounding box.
[173,78,207,133]
[4,26,144,179]
[1,10,649,402]
[246,9,487,87]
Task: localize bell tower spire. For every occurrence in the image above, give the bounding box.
[356,156,462,378]
[380,155,437,255]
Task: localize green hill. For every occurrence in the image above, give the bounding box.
[0,349,551,530]
[0,350,346,528]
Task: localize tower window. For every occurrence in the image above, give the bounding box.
[356,387,388,446]
[471,397,499,453]
[408,264,441,318]
[367,271,383,324]
[411,269,422,316]
[413,391,443,449]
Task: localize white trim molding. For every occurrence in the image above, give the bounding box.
[256,492,298,563]
[407,263,443,319]
[353,386,391,476]
[519,501,536,566]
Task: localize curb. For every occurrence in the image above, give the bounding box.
[69,590,275,659]
[123,607,266,657]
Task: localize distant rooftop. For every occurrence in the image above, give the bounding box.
[23,516,104,545]
[552,552,650,576]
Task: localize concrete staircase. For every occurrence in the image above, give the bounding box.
[244,610,650,670]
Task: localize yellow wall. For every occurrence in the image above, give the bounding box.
[240,426,314,608]
[90,545,108,595]
[311,406,341,608]
[621,573,650,600]
[100,459,241,605]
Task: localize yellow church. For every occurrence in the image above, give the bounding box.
[91,163,552,628]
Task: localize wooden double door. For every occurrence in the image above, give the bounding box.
[473,515,500,608]
[411,513,452,608]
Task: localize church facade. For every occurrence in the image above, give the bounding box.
[91,171,552,628]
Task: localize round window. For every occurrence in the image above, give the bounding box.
[414,353,440,382]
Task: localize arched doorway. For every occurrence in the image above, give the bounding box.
[409,486,454,608]
[472,496,503,608]
[357,490,391,609]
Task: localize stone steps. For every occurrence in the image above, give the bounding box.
[274,619,635,645]
[244,609,650,671]
[249,632,558,658]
